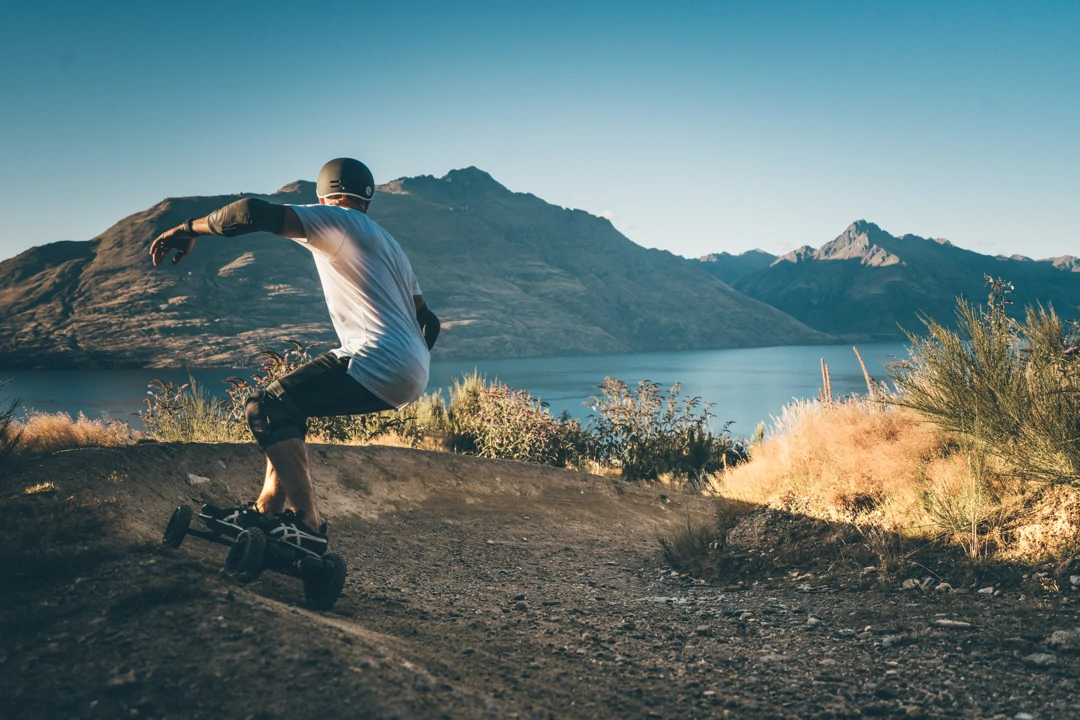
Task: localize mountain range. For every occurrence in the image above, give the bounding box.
[0,168,824,368]
[695,221,1080,339]
[2,168,1077,370]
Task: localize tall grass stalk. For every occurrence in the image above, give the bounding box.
[890,276,1080,486]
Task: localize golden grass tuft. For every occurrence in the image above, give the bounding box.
[24,481,59,496]
[717,399,939,531]
[713,396,1080,564]
[7,411,136,458]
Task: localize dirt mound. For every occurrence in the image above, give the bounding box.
[3,445,1079,719]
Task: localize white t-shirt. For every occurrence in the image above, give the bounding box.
[288,204,430,409]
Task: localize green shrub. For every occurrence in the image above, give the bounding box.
[890,276,1080,486]
[585,378,746,481]
[442,372,585,466]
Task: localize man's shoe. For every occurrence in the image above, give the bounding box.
[201,502,263,537]
[263,510,328,556]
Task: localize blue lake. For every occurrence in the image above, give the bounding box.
[0,342,908,437]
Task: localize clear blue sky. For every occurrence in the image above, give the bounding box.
[1,1,1077,262]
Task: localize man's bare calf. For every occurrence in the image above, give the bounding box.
[258,438,321,529]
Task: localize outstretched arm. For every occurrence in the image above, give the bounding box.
[150,198,304,266]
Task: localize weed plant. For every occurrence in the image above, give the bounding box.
[890,276,1080,486]
[586,379,746,481]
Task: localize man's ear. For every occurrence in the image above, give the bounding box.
[318,197,327,205]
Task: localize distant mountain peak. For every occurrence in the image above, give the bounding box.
[441,166,506,190]
[699,248,776,263]
[1046,255,1080,272]
[815,221,904,267]
[273,181,316,198]
[847,219,883,234]
[776,245,815,264]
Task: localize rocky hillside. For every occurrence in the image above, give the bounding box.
[724,221,1080,338]
[0,168,826,368]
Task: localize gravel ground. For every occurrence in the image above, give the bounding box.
[2,444,1079,719]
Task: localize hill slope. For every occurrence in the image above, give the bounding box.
[0,168,826,368]
[730,221,1080,338]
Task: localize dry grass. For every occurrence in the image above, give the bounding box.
[5,411,136,458]
[712,396,1079,565]
[717,399,938,531]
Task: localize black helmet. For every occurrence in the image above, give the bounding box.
[317,158,375,202]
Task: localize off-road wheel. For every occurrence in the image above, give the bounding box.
[225,527,267,581]
[303,553,347,610]
[162,506,192,548]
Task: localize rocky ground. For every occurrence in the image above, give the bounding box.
[2,444,1079,719]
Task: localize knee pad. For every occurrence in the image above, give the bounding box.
[245,382,307,448]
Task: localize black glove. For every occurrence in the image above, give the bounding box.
[416,304,440,350]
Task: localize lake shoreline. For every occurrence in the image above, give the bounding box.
[2,342,909,435]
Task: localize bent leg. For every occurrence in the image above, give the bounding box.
[264,438,319,528]
[246,353,394,528]
[246,381,312,521]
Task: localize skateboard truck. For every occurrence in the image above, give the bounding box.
[162,505,347,610]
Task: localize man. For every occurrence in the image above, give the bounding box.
[150,158,439,556]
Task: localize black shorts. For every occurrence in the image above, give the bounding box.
[246,353,394,447]
[276,353,393,418]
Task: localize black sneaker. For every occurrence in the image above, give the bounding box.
[200,502,263,537]
[263,510,328,556]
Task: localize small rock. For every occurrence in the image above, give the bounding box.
[1022,652,1057,667]
[881,635,905,648]
[759,653,787,663]
[107,669,137,689]
[1047,629,1080,653]
[1015,713,1035,720]
[186,474,210,486]
[901,579,920,590]
[933,619,974,629]
[977,586,995,595]
[935,582,953,593]
[920,577,935,590]
[806,616,821,627]
[217,461,227,470]
[905,705,925,718]
[514,601,527,611]
[512,594,526,601]
[694,626,711,636]
[861,566,877,576]
[1070,575,1080,587]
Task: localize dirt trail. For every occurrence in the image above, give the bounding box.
[3,444,1079,719]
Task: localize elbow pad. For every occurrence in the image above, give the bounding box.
[206,198,286,237]
[416,304,440,350]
